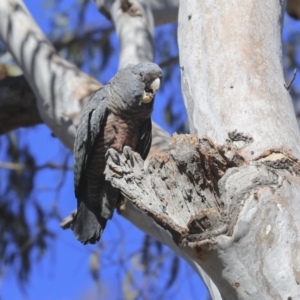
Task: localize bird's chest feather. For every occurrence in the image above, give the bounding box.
[101,113,140,153]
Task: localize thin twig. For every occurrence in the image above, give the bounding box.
[285,68,297,90]
[53,27,114,50]
[0,161,73,171]
[159,56,179,69]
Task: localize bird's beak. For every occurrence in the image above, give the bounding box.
[142,78,161,103]
[150,78,160,94]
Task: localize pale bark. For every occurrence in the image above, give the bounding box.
[179,0,300,161]
[0,0,218,297]
[0,0,101,149]
[0,0,170,152]
[105,135,300,299]
[0,0,179,284]
[91,1,221,296]
[2,0,298,298]
[102,0,300,299]
[112,0,155,68]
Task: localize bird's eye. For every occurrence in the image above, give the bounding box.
[145,87,153,94]
[139,72,143,79]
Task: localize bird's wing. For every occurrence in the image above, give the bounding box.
[135,118,152,160]
[74,88,108,198]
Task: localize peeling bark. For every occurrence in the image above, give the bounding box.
[3,0,299,298]
[101,0,300,299]
[105,134,244,245]
[105,133,300,299]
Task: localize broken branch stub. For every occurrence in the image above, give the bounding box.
[105,133,300,297]
[105,133,300,246]
[105,133,247,245]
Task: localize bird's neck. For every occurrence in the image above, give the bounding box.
[105,86,153,121]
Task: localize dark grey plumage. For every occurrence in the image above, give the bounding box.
[71,62,162,244]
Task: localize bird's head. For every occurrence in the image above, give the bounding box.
[107,62,162,118]
[129,62,162,104]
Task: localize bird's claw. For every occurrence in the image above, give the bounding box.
[123,146,132,160]
[105,148,120,165]
[123,146,134,164]
[106,146,144,175]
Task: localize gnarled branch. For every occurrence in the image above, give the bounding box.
[105,133,300,299]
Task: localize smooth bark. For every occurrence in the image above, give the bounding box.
[178,0,300,161]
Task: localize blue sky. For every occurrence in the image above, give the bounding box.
[0,1,209,300]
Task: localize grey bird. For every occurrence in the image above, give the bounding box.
[71,62,162,244]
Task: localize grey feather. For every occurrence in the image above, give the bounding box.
[74,88,108,196]
[136,118,152,160]
[71,62,162,244]
[72,87,109,244]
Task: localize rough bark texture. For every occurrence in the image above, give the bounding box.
[105,133,300,299]
[105,134,239,244]
[1,0,217,298]
[97,0,222,297]
[102,0,300,299]
[3,0,300,298]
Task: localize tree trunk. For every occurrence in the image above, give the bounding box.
[2,0,300,298]
[104,0,300,299]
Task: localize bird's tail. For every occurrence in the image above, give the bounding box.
[71,202,106,244]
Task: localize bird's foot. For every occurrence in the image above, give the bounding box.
[105,148,120,165]
[123,146,135,167]
[105,146,144,179]
[123,145,132,160]
[122,146,145,173]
